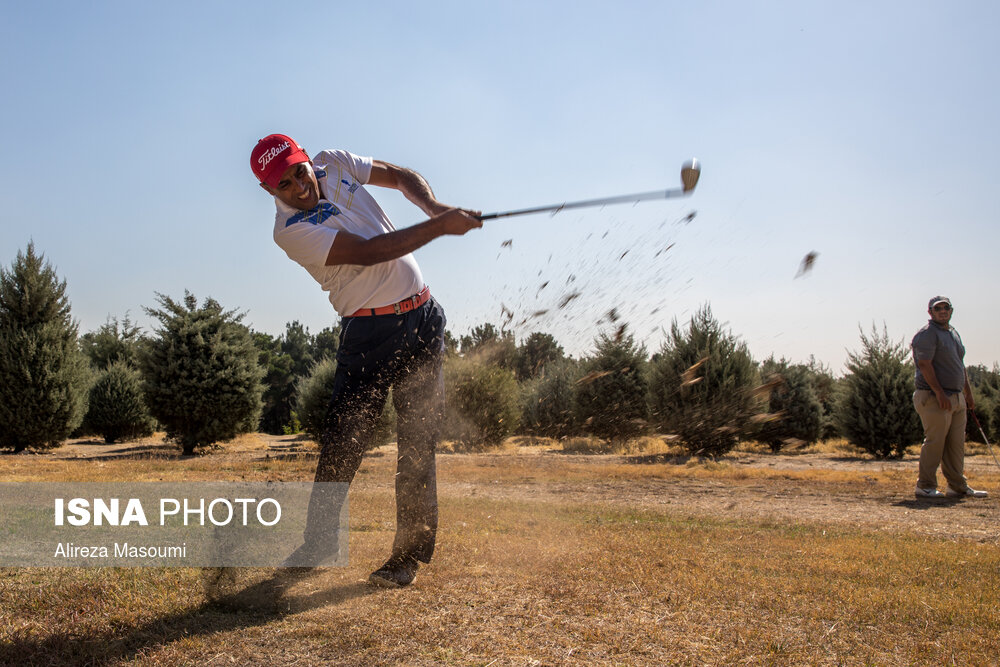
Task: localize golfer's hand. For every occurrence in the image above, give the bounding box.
[934,390,951,411]
[438,207,483,235]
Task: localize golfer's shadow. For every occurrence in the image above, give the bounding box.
[893,497,962,509]
[0,571,377,666]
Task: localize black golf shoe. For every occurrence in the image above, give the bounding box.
[368,554,420,588]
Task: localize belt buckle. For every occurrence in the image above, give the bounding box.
[393,302,402,315]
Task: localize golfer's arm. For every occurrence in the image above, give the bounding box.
[325,209,479,267]
[916,360,946,395]
[367,160,448,217]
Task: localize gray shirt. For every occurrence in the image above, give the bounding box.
[911,321,966,393]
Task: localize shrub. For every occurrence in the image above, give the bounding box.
[574,330,649,441]
[295,357,395,449]
[520,358,582,438]
[0,244,90,452]
[446,358,520,448]
[140,292,263,455]
[756,359,823,452]
[835,325,922,459]
[84,361,156,443]
[648,305,758,456]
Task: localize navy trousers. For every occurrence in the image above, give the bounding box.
[305,297,446,564]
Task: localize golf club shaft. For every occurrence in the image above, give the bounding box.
[477,187,691,221]
[969,410,1000,472]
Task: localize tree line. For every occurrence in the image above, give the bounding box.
[3,243,999,458]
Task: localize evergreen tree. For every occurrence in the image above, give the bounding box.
[282,320,315,377]
[648,305,758,456]
[80,314,143,369]
[836,325,922,459]
[515,331,565,381]
[252,331,297,434]
[574,329,649,441]
[965,364,998,442]
[85,361,156,443]
[756,358,823,452]
[521,358,582,438]
[312,325,340,362]
[140,292,264,454]
[805,355,840,439]
[443,330,459,356]
[0,244,90,452]
[460,323,501,352]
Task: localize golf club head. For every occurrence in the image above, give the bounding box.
[681,158,700,193]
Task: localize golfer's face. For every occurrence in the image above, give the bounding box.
[930,303,953,325]
[272,161,321,211]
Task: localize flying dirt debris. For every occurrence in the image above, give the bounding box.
[680,356,710,387]
[674,211,697,226]
[500,304,514,327]
[655,243,675,258]
[558,292,582,308]
[751,376,784,398]
[795,251,818,278]
[576,370,614,385]
[497,239,514,260]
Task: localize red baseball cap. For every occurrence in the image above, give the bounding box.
[251,134,310,189]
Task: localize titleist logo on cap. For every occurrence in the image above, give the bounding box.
[258,141,290,171]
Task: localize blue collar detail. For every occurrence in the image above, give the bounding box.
[286,201,342,227]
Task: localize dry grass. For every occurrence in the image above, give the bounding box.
[1,435,999,665]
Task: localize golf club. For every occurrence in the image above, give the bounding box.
[969,410,1000,473]
[477,159,701,221]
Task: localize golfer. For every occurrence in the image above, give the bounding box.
[251,134,481,586]
[912,296,988,499]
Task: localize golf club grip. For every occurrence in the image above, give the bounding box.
[476,187,689,221]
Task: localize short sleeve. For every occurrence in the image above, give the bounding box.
[314,150,373,186]
[274,220,337,267]
[911,329,936,362]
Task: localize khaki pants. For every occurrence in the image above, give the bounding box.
[913,389,968,492]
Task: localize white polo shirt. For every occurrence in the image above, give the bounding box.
[272,150,425,317]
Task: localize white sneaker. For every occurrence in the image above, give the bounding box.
[915,487,945,499]
[945,486,989,498]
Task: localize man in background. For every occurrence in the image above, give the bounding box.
[911,296,988,499]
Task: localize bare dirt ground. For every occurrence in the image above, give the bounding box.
[440,452,1000,543]
[46,435,1000,544]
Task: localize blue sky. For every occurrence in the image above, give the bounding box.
[2,1,997,372]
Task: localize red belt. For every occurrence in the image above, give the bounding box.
[349,286,430,317]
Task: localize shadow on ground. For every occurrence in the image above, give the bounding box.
[893,498,962,510]
[0,571,377,666]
